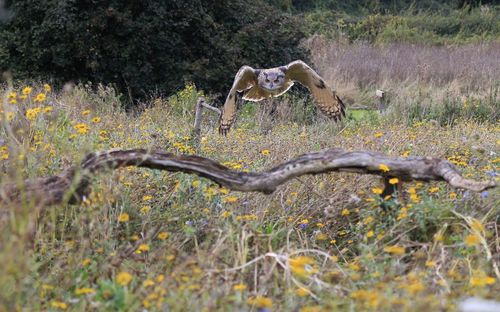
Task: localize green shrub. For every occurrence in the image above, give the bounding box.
[302,6,500,45]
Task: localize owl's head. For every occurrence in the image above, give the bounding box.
[258,69,286,92]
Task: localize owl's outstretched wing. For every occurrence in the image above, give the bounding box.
[219,66,258,135]
[285,60,345,121]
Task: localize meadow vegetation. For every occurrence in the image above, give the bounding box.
[0,1,499,311]
[0,41,498,310]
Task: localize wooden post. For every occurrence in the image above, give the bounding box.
[193,97,221,143]
[193,97,204,140]
[376,89,385,112]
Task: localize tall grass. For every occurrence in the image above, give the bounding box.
[0,79,498,310]
[306,38,499,124]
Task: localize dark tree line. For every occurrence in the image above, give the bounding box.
[0,0,308,103]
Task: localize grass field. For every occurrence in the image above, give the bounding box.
[0,46,499,310]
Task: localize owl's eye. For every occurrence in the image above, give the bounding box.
[265,79,270,82]
[274,79,279,83]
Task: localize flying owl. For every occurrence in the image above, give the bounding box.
[219,60,345,135]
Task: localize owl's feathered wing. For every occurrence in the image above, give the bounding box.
[219,66,258,135]
[285,60,345,121]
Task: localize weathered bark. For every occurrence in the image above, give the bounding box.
[0,148,496,209]
[193,97,221,141]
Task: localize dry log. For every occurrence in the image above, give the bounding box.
[0,148,496,209]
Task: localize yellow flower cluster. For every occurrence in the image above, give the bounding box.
[351,289,381,309]
[74,123,90,134]
[247,296,273,309]
[26,107,42,120]
[288,256,318,278]
[116,271,133,286]
[0,146,8,160]
[235,214,257,221]
[383,245,405,255]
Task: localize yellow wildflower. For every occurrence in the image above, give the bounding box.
[221,211,232,218]
[247,296,273,309]
[341,208,350,216]
[142,195,153,201]
[366,230,374,238]
[34,93,46,102]
[81,110,91,116]
[465,234,480,246]
[383,245,405,255]
[374,132,384,138]
[91,116,101,123]
[289,256,318,278]
[378,164,390,172]
[296,287,310,297]
[223,196,238,203]
[22,86,32,95]
[116,271,133,286]
[43,84,52,92]
[372,187,383,195]
[136,244,150,253]
[118,213,130,222]
[316,233,328,241]
[44,106,53,113]
[405,280,425,294]
[81,258,91,266]
[157,232,169,240]
[74,123,90,134]
[142,279,155,287]
[350,289,380,309]
[26,108,40,120]
[140,206,151,214]
[428,186,439,193]
[51,300,68,310]
[192,180,201,188]
[469,271,496,287]
[233,283,247,291]
[389,178,399,184]
[470,218,485,233]
[75,287,95,295]
[261,149,270,156]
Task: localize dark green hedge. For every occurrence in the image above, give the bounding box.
[0,0,308,102]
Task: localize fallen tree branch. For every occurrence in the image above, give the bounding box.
[0,148,496,209]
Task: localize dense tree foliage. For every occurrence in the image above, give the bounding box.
[0,0,308,102]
